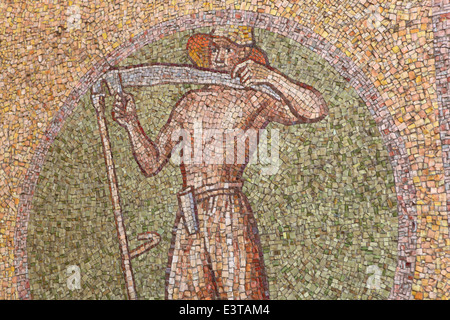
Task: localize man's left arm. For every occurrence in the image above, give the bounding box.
[232,59,328,125]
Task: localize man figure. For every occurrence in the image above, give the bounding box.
[112,26,328,300]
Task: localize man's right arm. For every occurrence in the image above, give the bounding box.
[113,92,184,177]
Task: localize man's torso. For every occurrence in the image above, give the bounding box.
[176,85,272,187]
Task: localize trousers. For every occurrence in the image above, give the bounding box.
[165,182,269,300]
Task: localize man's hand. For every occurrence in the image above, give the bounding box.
[112,92,139,129]
[231,59,277,87]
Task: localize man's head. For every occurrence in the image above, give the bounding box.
[187,26,268,72]
[209,37,246,72]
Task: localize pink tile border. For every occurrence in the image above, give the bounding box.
[432,1,450,228]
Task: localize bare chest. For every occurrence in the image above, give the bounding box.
[184,88,262,130]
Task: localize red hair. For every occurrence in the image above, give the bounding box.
[186,33,269,69]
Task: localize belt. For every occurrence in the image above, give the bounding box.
[177,182,243,235]
[181,182,243,203]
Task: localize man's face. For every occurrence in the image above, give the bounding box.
[209,38,245,73]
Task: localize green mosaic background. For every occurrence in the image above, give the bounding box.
[27,28,398,299]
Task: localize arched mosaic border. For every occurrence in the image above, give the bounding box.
[432,0,450,229]
[14,10,417,300]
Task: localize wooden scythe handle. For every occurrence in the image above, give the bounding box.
[90,84,138,300]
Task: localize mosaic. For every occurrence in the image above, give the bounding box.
[1,1,449,301]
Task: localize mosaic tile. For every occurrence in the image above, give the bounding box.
[1,1,448,301]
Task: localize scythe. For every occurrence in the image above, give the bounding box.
[89,63,280,300]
